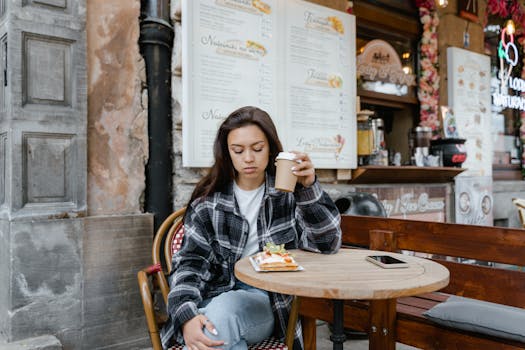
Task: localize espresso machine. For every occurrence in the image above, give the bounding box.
[409,126,432,166]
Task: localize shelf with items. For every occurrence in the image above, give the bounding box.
[349,165,466,184]
[493,164,522,181]
[357,88,418,109]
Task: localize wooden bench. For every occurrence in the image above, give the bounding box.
[299,215,525,350]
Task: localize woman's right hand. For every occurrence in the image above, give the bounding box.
[182,315,225,350]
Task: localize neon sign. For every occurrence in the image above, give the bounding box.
[498,25,518,88]
[492,21,525,111]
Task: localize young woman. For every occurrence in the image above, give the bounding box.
[161,106,341,350]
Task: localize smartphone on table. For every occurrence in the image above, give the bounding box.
[366,255,408,269]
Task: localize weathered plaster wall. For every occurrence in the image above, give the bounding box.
[87,0,148,215]
[7,219,83,347]
[0,214,152,348]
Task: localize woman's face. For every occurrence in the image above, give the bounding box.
[227,124,269,190]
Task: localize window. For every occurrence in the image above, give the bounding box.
[485,18,522,178]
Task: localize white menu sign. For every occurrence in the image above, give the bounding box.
[182,0,356,168]
[447,47,492,177]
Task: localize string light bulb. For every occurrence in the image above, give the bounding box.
[506,19,516,35]
[436,0,448,8]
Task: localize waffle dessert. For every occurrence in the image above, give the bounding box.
[254,243,298,271]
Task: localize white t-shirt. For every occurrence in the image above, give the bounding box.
[233,182,265,258]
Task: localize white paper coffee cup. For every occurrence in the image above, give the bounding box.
[275,152,297,192]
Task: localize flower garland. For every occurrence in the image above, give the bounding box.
[486,0,525,31]
[415,2,440,132]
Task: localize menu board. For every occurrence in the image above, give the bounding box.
[182,0,356,168]
[447,47,492,177]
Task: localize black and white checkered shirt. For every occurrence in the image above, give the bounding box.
[161,175,341,350]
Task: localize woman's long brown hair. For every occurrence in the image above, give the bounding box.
[187,106,283,205]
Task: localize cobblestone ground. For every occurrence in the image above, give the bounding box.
[140,322,421,350]
[316,321,420,350]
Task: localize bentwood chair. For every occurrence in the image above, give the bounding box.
[513,198,525,228]
[137,207,297,350]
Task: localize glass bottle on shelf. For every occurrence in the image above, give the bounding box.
[357,110,374,165]
[369,118,388,166]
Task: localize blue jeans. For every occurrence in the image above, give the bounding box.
[192,281,274,350]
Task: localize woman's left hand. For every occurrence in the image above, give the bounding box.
[290,151,315,188]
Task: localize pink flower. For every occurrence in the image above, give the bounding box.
[415,0,435,11]
[486,0,499,15]
[496,1,509,17]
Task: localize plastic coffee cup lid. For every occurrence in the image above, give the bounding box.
[276,152,296,161]
[415,126,432,132]
[357,109,374,116]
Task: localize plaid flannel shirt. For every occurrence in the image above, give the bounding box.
[161,175,341,350]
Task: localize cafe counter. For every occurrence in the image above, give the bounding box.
[323,166,465,223]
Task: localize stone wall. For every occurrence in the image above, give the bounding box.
[0,214,152,349]
[0,0,87,220]
[0,219,9,339]
[1,0,153,348]
[0,0,88,344]
[81,214,152,349]
[7,219,83,347]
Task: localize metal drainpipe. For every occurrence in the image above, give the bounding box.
[140,0,174,233]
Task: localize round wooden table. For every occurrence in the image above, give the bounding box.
[235,248,449,350]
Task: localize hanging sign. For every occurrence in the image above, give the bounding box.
[447,47,492,177]
[356,39,416,86]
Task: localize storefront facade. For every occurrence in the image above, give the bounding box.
[1,0,524,349]
[171,0,524,227]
